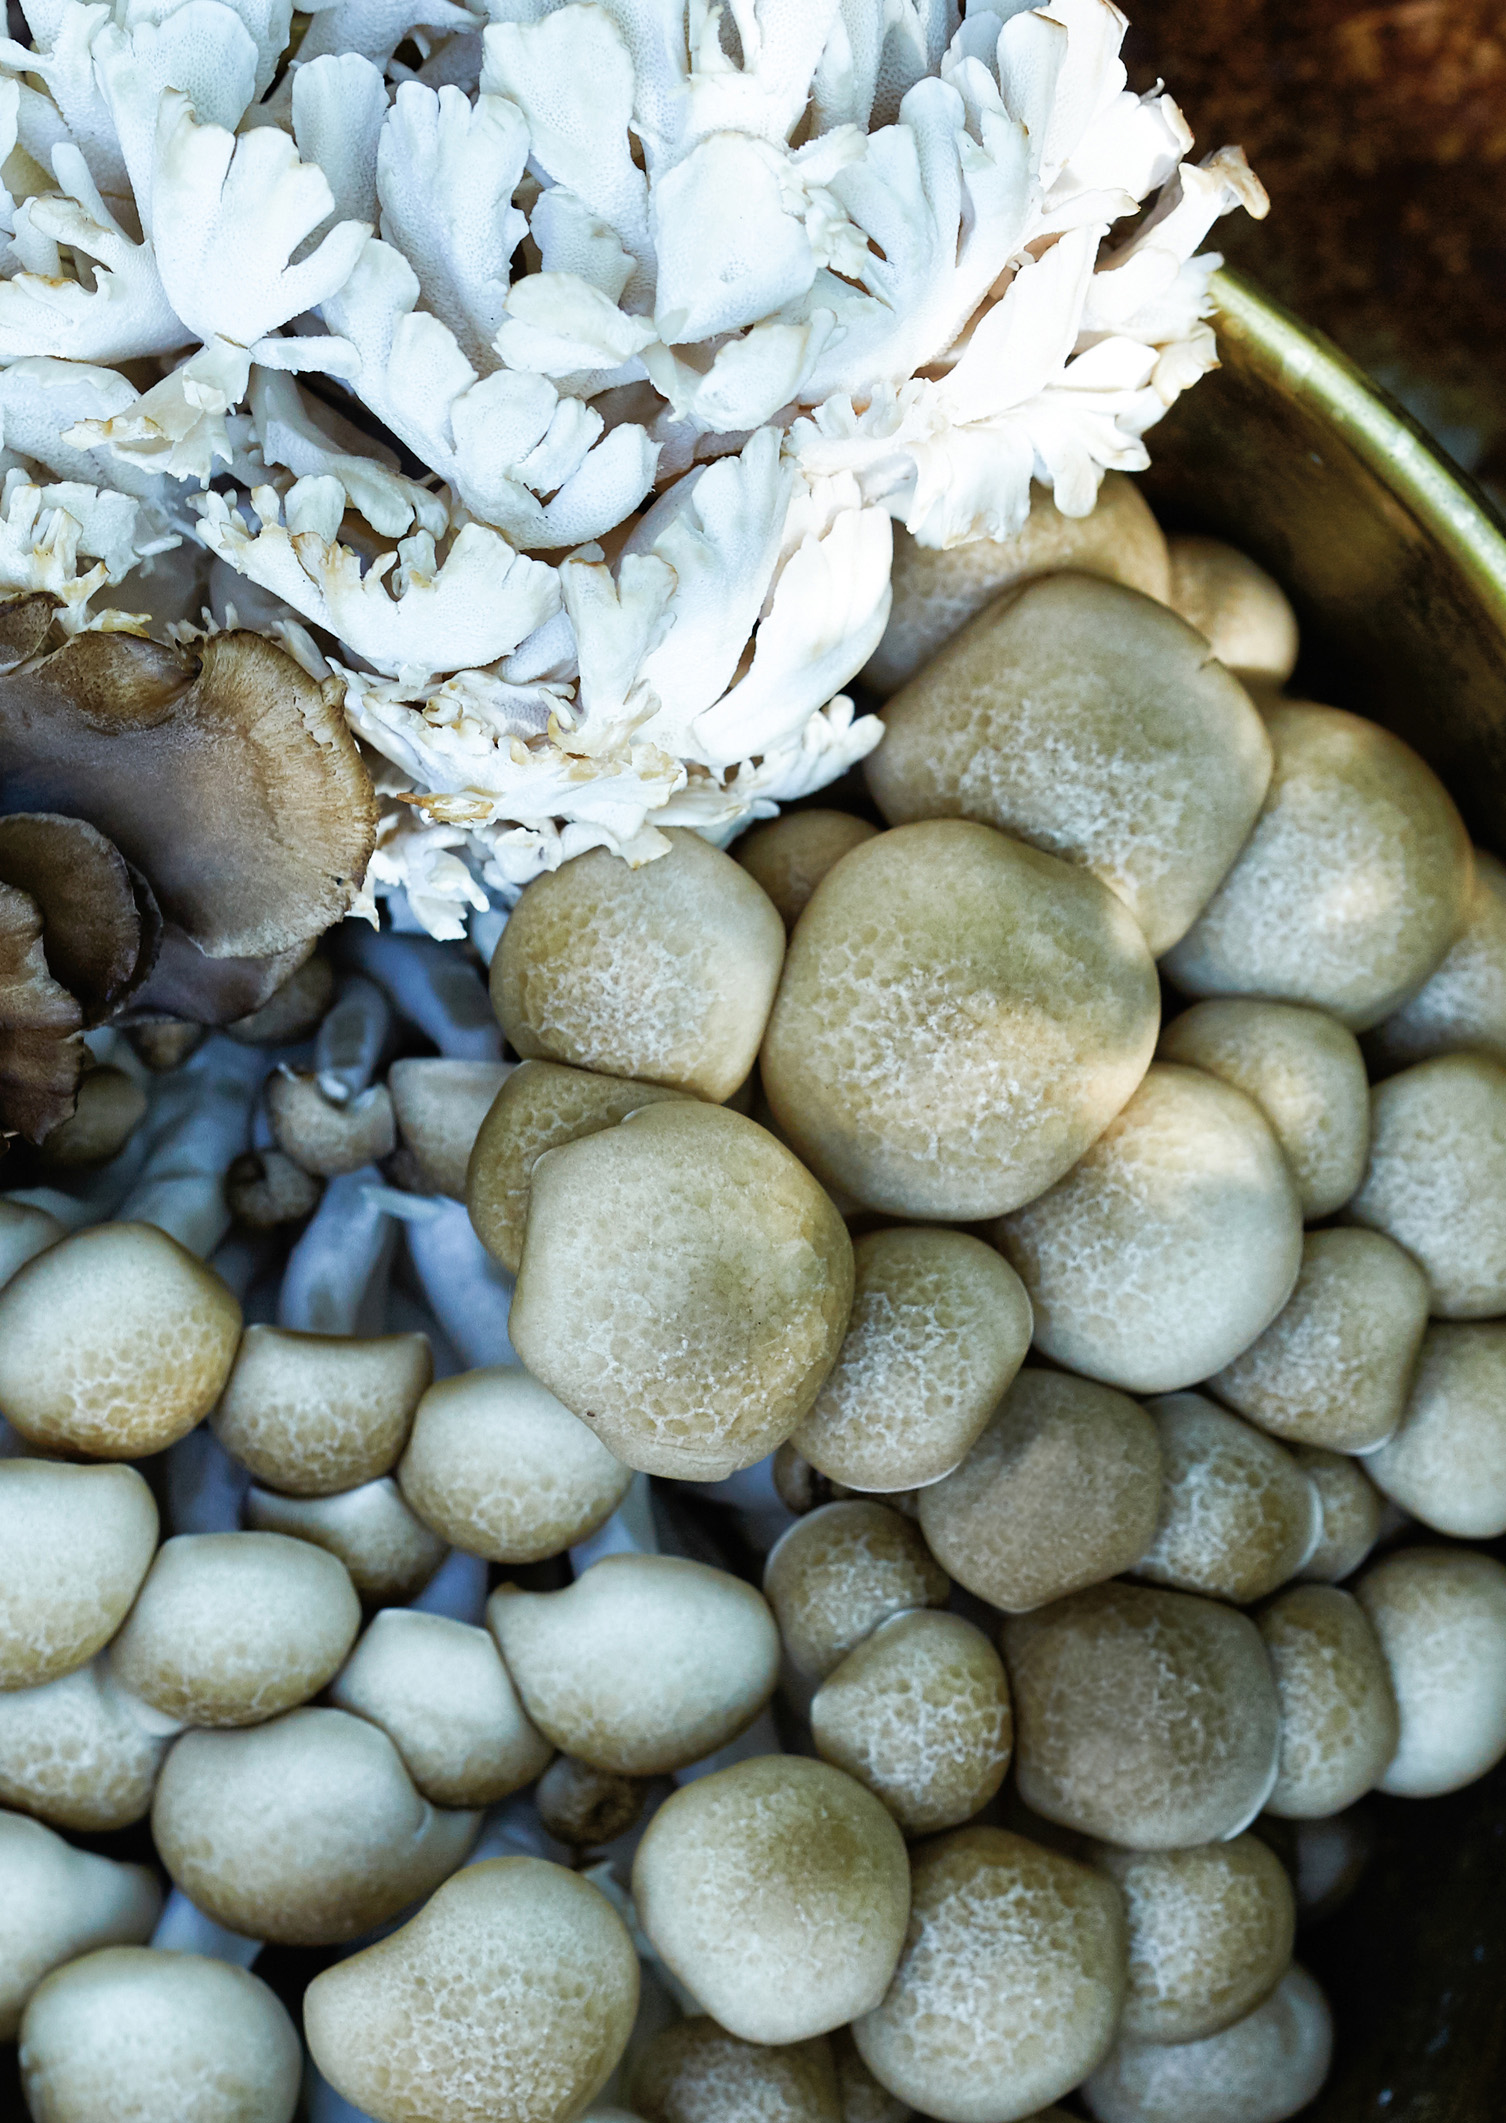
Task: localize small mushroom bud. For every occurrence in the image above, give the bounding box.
[510,1102,853,1480]
[398,1365,633,1561]
[488,1554,779,1775]
[917,1369,1162,1613]
[329,1609,551,1807]
[535,1755,647,1849]
[734,811,880,931]
[244,1476,448,1604]
[1003,1582,1281,1848]
[224,1148,323,1230]
[151,1707,479,1945]
[791,1229,1032,1494]
[1211,1229,1430,1453]
[1133,1395,1319,1605]
[851,1827,1126,2120]
[761,820,1159,1220]
[106,1532,360,1728]
[37,1065,147,1169]
[1292,1448,1383,1583]
[1349,1053,1506,1317]
[633,1756,910,2045]
[810,1610,1012,1836]
[0,1223,242,1457]
[303,1857,640,2123]
[1355,1547,1506,1797]
[1366,847,1506,1072]
[388,1058,511,1198]
[763,1502,949,1680]
[266,1069,396,1178]
[830,2028,915,2123]
[126,1019,205,1073]
[1257,1586,1399,1818]
[1084,1964,1332,2123]
[999,1066,1303,1396]
[18,1946,301,2123]
[0,1657,171,1831]
[225,949,336,1046]
[0,1459,158,1688]
[1093,1835,1295,2046]
[632,2017,841,2123]
[1165,534,1300,685]
[0,1810,161,2038]
[0,1200,64,1287]
[211,1325,432,1497]
[1366,1322,1506,1535]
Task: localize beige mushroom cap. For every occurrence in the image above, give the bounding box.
[398,1365,632,1563]
[1348,1052,1506,1318]
[151,1706,479,1944]
[1084,1964,1333,2123]
[494,831,785,1104]
[998,1065,1303,1396]
[36,1065,146,1171]
[18,1946,301,2123]
[0,1657,170,1831]
[0,1200,64,1286]
[761,820,1160,1221]
[735,811,880,931]
[1158,1000,1369,1219]
[266,1070,396,1178]
[1165,535,1300,686]
[510,1101,853,1481]
[1003,1582,1281,1849]
[867,575,1272,957]
[0,1458,158,1689]
[793,1228,1033,1494]
[830,2028,917,2123]
[1368,1322,1506,1536]
[244,1476,448,1603]
[107,1532,360,1727]
[1094,1835,1295,2047]
[389,1058,511,1198]
[1366,847,1506,1072]
[0,1809,160,2039]
[763,1501,949,1680]
[633,1755,910,2046]
[1292,1448,1384,1584]
[632,2017,841,2123]
[1133,1395,1319,1606]
[1355,1547,1506,1797]
[0,1223,242,1458]
[212,1326,432,1497]
[1163,700,1472,1031]
[1258,1585,1399,1819]
[304,1856,639,2123]
[1211,1228,1430,1454]
[852,1826,1126,2123]
[331,1608,551,1807]
[488,1553,779,1776]
[918,1369,1162,1614]
[535,1755,646,1850]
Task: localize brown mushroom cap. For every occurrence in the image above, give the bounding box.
[763,1502,950,1679]
[632,2017,842,2123]
[0,1809,161,2040]
[1258,1585,1399,1819]
[224,1149,323,1231]
[734,811,880,931]
[225,952,336,1046]
[388,1059,512,1199]
[0,1658,171,1832]
[266,1071,396,1178]
[243,1476,448,1604]
[0,1459,158,1688]
[535,1755,646,1850]
[212,1326,432,1497]
[1083,1964,1333,2123]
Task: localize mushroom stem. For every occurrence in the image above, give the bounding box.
[308,2070,381,2123]
[116,1038,270,1258]
[408,1549,490,1626]
[569,1472,660,1573]
[672,1705,783,1785]
[337,931,502,1061]
[277,1168,397,1336]
[681,1458,796,1555]
[315,977,392,1107]
[165,1425,251,1536]
[149,1888,262,1969]
[402,1200,516,1369]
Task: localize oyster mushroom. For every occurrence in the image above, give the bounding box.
[212,1325,433,1497]
[0,1459,158,1688]
[0,1809,161,2039]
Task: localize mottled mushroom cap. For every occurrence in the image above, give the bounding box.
[1366,847,1506,1072]
[388,1058,512,1198]
[632,2018,841,2123]
[266,1071,395,1178]
[0,1810,160,2039]
[244,1476,447,1604]
[735,811,880,930]
[0,1459,157,1688]
[1165,535,1300,685]
[0,1657,171,1831]
[1367,1322,1506,1536]
[1258,1586,1399,1819]
[1355,1547,1506,1798]
[1292,1448,1384,1584]
[1133,1394,1319,1605]
[763,1502,950,1679]
[211,1326,432,1497]
[1084,1965,1332,2123]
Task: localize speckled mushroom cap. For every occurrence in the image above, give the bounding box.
[1257,1586,1399,1819]
[735,812,881,932]
[398,1365,633,1563]
[1003,1582,1281,1849]
[1355,1547,1506,1798]
[917,1369,1162,1614]
[0,1223,242,1457]
[493,830,785,1103]
[211,1327,432,1498]
[0,1658,172,1832]
[487,1554,779,1776]
[632,2018,842,2123]
[266,1070,396,1178]
[1092,1835,1295,2047]
[867,575,1272,956]
[151,1706,479,1945]
[1292,1448,1384,1584]
[792,1228,1032,1494]
[388,1058,512,1199]
[1162,700,1472,1031]
[865,473,1171,697]
[0,1201,63,1287]
[1366,848,1506,1072]
[1367,1323,1506,1536]
[852,1826,1126,2123]
[760,820,1160,1221]
[997,1065,1303,1395]
[1211,1228,1430,1454]
[534,1756,645,1850]
[244,1476,448,1604]
[1084,1964,1333,2123]
[510,1101,852,1480]
[1133,1394,1319,1606]
[763,1502,949,1680]
[0,1459,157,1689]
[304,1857,639,2123]
[633,1755,910,2046]
[17,1947,301,2123]
[0,1809,160,2039]
[1157,999,1369,1219]
[1347,1053,1506,1317]
[1165,535,1300,686]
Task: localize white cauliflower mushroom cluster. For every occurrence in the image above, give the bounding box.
[0,0,1264,933]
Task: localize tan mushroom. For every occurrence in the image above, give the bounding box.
[243,1476,448,1604]
[0,1657,172,1831]
[1365,1322,1506,1536]
[37,1064,148,1169]
[734,811,880,932]
[224,1149,323,1231]
[1355,1547,1506,1797]
[1257,1586,1399,1818]
[1366,847,1506,1072]
[1164,535,1300,686]
[535,1755,647,1850]
[0,1200,63,1287]
[1292,1448,1384,1584]
[1084,1964,1332,2123]
[830,2029,917,2123]
[266,1069,396,1177]
[763,1501,949,1679]
[225,951,336,1046]
[388,1058,511,1197]
[1133,1395,1319,1605]
[211,1325,432,1497]
[0,1809,160,2038]
[632,2017,841,2123]
[0,1458,158,1689]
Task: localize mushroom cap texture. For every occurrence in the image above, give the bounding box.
[244,1476,448,1603]
[1292,1447,1383,1584]
[0,1657,169,1832]
[266,1072,396,1178]
[735,811,880,931]
[760,819,1160,1220]
[1366,1322,1506,1537]
[1133,1393,1319,1605]
[0,1810,161,2039]
[633,1755,911,2045]
[1366,847,1506,1071]
[0,1222,242,1457]
[763,1501,950,1679]
[851,1826,1127,2123]
[998,1065,1303,1395]
[389,1059,512,1199]
[18,1946,301,2123]
[0,1458,157,1688]
[1355,1547,1506,1797]
[867,574,1272,956]
[304,1857,639,2123]
[488,1553,779,1775]
[632,2018,842,2123]
[510,1101,853,1480]
[494,830,785,1103]
[1165,534,1300,684]
[1162,700,1471,1031]
[1258,1585,1399,1819]
[1083,1964,1333,2123]
[212,1326,433,1498]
